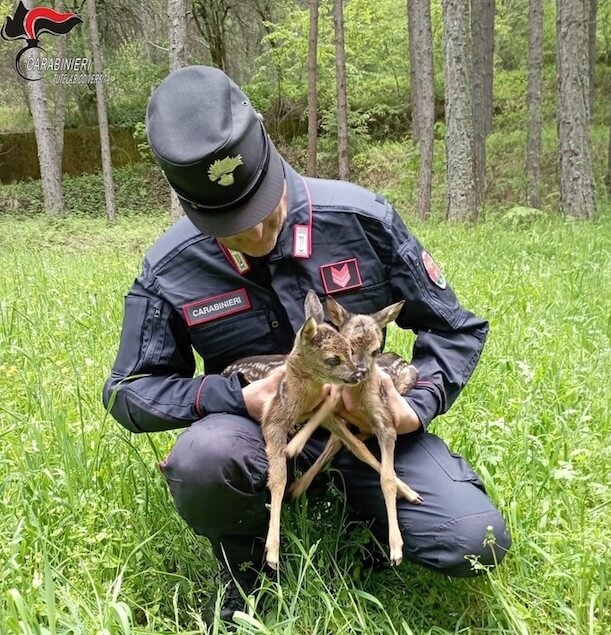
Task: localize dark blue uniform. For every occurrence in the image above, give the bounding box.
[103,163,510,576]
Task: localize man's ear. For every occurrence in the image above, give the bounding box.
[304,289,324,323]
[326,295,351,327]
[371,301,405,328]
[298,316,318,343]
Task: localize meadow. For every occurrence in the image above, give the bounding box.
[0,207,609,634]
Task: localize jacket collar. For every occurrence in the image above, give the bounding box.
[267,161,313,262]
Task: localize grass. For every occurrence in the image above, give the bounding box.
[0,205,609,634]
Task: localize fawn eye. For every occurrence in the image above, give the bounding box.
[324,356,341,367]
[371,349,380,357]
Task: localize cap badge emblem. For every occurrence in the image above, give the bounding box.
[208,155,243,186]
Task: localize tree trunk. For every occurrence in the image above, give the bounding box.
[87,0,116,222]
[471,1,486,206]
[526,0,543,208]
[333,0,350,181]
[442,0,477,221]
[407,0,435,219]
[54,0,66,172]
[606,122,611,196]
[307,0,319,177]
[407,1,421,143]
[192,0,229,73]
[482,0,495,136]
[169,0,188,221]
[557,0,597,219]
[22,0,64,214]
[588,0,597,118]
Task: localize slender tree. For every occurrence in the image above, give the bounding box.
[588,0,598,117]
[192,0,230,72]
[526,0,543,208]
[442,0,477,221]
[87,0,116,222]
[22,0,64,214]
[333,0,350,181]
[482,0,495,136]
[407,0,435,219]
[169,0,188,220]
[54,0,66,171]
[557,0,597,218]
[471,1,495,206]
[307,0,319,177]
[606,122,611,196]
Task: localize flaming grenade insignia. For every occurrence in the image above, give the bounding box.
[1,1,82,81]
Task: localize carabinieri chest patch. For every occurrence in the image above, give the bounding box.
[182,288,251,326]
[422,251,447,289]
[320,258,363,294]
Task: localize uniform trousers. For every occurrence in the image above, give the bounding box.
[160,414,511,577]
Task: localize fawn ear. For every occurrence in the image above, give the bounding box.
[371,301,405,328]
[304,289,325,323]
[299,316,318,343]
[326,295,351,327]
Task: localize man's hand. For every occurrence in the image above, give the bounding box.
[336,370,422,435]
[242,367,286,423]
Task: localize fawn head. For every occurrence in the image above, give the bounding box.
[326,296,405,377]
[291,290,365,385]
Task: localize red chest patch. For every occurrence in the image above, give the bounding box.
[320,258,363,294]
[182,288,251,326]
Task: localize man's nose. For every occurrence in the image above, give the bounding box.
[244,222,264,241]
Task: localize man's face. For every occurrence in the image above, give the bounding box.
[217,182,288,257]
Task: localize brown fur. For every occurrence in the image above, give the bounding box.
[288,297,422,566]
[261,290,363,570]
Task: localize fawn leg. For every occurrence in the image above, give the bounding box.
[286,388,341,458]
[375,426,404,566]
[263,427,288,570]
[327,418,422,504]
[289,434,343,499]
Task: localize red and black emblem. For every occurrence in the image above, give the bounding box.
[1,2,82,81]
[320,258,363,294]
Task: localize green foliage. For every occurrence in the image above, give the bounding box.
[105,41,168,128]
[501,205,547,226]
[0,163,168,216]
[0,212,609,633]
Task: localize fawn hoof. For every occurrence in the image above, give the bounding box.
[389,539,404,567]
[285,438,304,459]
[265,549,279,571]
[397,481,422,504]
[390,552,403,567]
[288,480,306,499]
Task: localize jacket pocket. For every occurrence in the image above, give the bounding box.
[112,294,168,376]
[328,281,393,316]
[189,309,274,371]
[416,434,485,491]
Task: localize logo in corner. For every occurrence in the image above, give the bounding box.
[208,155,243,186]
[1,1,82,81]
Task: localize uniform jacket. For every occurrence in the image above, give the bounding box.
[102,163,489,433]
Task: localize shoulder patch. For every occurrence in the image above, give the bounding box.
[422,251,446,289]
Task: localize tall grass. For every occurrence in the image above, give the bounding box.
[0,209,609,634]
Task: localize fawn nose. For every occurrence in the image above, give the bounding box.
[353,366,369,382]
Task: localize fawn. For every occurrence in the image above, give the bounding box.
[260,289,365,570]
[285,296,423,566]
[222,295,422,567]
